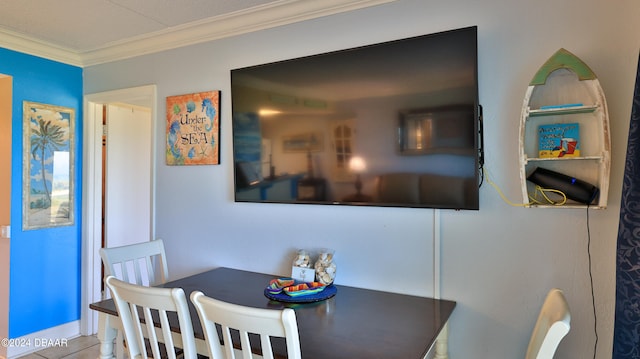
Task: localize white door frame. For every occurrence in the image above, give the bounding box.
[80,85,157,335]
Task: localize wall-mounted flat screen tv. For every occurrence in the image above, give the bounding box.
[231,26,482,210]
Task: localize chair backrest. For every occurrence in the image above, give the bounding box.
[105,276,197,359]
[100,239,168,286]
[525,288,571,359]
[190,291,302,359]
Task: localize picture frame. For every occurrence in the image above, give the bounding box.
[22,101,75,230]
[166,90,221,165]
[398,105,475,156]
[282,132,324,153]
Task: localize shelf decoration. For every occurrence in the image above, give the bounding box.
[166,90,220,165]
[538,123,580,158]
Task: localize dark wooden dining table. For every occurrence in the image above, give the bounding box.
[90,267,456,359]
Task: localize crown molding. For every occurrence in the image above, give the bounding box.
[0,27,83,67]
[1,0,396,68]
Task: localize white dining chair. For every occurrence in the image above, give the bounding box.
[100,239,169,358]
[190,291,302,359]
[525,288,571,359]
[105,276,197,359]
[100,239,169,287]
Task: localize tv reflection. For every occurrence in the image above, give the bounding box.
[233,104,478,210]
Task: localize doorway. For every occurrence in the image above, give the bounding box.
[81,85,156,335]
[0,74,12,358]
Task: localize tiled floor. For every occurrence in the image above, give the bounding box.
[17,336,100,359]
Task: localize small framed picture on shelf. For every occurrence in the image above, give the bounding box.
[538,123,580,158]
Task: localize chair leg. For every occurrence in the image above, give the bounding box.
[115,330,125,359]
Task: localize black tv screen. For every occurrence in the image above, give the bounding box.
[231,26,481,210]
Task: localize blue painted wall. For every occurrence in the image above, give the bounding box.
[0,48,83,337]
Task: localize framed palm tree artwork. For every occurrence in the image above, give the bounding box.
[22,101,75,230]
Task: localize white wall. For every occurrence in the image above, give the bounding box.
[84,0,640,357]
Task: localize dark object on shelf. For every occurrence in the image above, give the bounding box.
[527,167,599,205]
[298,177,326,201]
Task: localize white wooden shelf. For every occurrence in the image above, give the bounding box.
[523,155,606,163]
[527,104,599,117]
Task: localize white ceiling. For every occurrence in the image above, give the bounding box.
[0,0,396,67]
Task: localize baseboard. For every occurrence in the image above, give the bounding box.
[6,320,80,359]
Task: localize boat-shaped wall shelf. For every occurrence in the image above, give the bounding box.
[518,48,611,209]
